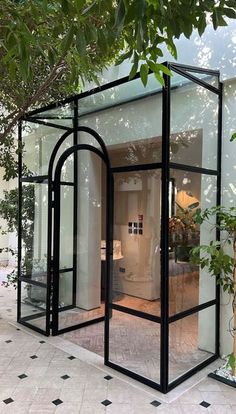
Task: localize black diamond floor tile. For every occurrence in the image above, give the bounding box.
[5,340,12,343]
[3,398,14,405]
[18,374,28,379]
[200,401,211,408]
[104,375,113,380]
[16,328,20,331]
[39,340,45,344]
[52,399,63,406]
[68,356,76,360]
[101,400,112,406]
[61,375,70,380]
[150,400,161,407]
[30,355,38,359]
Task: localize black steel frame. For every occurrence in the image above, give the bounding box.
[18,62,222,393]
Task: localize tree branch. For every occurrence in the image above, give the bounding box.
[0,59,66,144]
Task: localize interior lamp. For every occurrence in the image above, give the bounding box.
[176,190,199,210]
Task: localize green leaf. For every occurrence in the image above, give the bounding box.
[140,63,149,86]
[224,8,236,19]
[154,71,165,86]
[115,49,132,66]
[198,15,207,37]
[230,132,236,142]
[48,48,55,66]
[62,25,75,54]
[227,353,236,370]
[76,32,87,57]
[61,0,69,15]
[129,52,139,80]
[166,39,177,60]
[86,25,98,43]
[115,0,126,36]
[82,1,96,15]
[212,9,228,30]
[157,63,172,77]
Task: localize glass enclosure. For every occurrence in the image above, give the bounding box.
[18,62,222,393]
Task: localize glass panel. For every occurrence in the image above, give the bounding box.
[58,150,105,330]
[170,74,218,170]
[22,121,73,177]
[113,169,161,317]
[169,306,216,382]
[60,185,74,269]
[79,74,162,167]
[30,102,74,119]
[171,69,219,88]
[21,183,48,282]
[109,310,160,383]
[59,272,73,308]
[169,170,217,315]
[183,71,219,88]
[52,133,74,182]
[78,73,162,116]
[20,282,46,331]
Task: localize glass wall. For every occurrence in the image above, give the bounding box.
[113,169,161,317]
[168,171,217,315]
[19,120,75,334]
[18,63,221,392]
[167,68,220,388]
[57,150,106,331]
[78,74,162,168]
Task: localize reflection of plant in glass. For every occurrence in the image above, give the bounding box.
[169,208,198,246]
[191,206,236,379]
[0,185,35,287]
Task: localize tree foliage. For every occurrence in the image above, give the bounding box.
[0,0,236,179]
[0,185,35,288]
[191,206,236,374]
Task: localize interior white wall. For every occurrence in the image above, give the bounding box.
[76,152,102,310]
[113,171,161,300]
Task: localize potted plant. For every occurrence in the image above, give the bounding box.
[191,205,236,386]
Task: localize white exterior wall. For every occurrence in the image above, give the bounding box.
[220,79,236,355]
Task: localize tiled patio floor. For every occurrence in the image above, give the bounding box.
[0,268,236,413]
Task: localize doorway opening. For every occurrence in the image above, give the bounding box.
[18,62,222,393]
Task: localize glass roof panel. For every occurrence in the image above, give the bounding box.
[78,72,162,117]
[27,64,219,120]
[30,102,74,119]
[171,68,219,89]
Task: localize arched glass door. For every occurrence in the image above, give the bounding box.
[51,140,113,336]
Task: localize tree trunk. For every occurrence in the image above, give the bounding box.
[233,231,236,376]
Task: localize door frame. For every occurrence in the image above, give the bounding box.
[51,129,113,338]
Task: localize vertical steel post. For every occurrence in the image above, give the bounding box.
[160,67,171,393]
[104,169,113,364]
[17,120,22,322]
[216,80,223,356]
[73,99,78,307]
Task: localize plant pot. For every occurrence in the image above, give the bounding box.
[175,245,193,262]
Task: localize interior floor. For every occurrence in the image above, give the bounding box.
[21,266,214,383]
[59,268,213,383]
